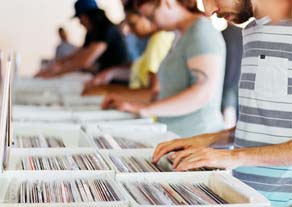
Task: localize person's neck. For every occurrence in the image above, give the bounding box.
[252,0,291,22]
[176,9,200,33]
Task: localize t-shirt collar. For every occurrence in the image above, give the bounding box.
[255,16,271,25]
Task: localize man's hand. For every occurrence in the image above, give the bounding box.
[35,62,63,79]
[50,62,63,72]
[101,93,123,109]
[34,69,59,79]
[101,94,147,115]
[174,148,240,171]
[83,70,114,94]
[152,133,218,164]
[82,69,114,95]
[89,70,114,86]
[34,69,50,78]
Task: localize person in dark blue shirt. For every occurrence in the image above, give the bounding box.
[36,0,128,78]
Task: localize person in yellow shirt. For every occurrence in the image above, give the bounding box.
[130,31,174,90]
[83,0,175,102]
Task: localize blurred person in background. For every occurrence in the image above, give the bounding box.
[55,27,78,60]
[39,27,78,71]
[120,0,149,62]
[82,0,175,104]
[102,0,226,137]
[82,0,150,90]
[121,19,149,62]
[36,0,128,78]
[221,24,243,128]
[152,0,292,206]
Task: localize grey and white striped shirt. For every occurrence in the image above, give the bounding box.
[233,17,292,206]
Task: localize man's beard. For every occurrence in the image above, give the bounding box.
[217,0,254,24]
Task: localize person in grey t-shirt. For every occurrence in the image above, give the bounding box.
[55,27,77,60]
[102,0,226,137]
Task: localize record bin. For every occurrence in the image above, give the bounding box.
[89,131,179,150]
[11,123,92,148]
[117,172,270,207]
[73,110,136,123]
[83,118,155,133]
[7,148,113,173]
[0,171,128,207]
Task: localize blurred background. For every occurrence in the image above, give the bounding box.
[0,0,228,77]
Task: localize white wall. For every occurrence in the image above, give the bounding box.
[98,0,125,24]
[0,0,124,77]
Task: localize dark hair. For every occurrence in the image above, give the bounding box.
[136,0,201,13]
[216,0,253,24]
[58,27,65,33]
[235,0,253,24]
[177,0,201,13]
[124,0,140,15]
[83,8,114,37]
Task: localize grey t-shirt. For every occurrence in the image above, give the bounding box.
[158,17,226,137]
[55,41,77,60]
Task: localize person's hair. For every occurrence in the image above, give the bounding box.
[58,27,64,33]
[83,8,114,36]
[136,0,201,13]
[124,0,140,15]
[235,0,253,24]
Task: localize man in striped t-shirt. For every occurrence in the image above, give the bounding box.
[152,0,292,206]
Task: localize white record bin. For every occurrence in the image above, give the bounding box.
[7,148,112,172]
[13,108,136,124]
[73,110,136,123]
[14,73,91,97]
[0,63,127,207]
[117,172,270,207]
[62,95,103,110]
[13,91,61,106]
[13,108,74,123]
[84,118,155,134]
[0,171,128,207]
[96,123,168,134]
[13,105,65,112]
[90,131,179,150]
[13,78,58,95]
[11,123,92,148]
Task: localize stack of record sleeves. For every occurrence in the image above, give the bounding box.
[18,153,110,171]
[94,135,151,149]
[109,155,170,173]
[8,178,123,203]
[13,135,65,148]
[122,181,228,205]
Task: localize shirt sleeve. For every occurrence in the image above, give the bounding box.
[83,29,106,47]
[102,26,120,45]
[142,32,175,74]
[185,18,226,60]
